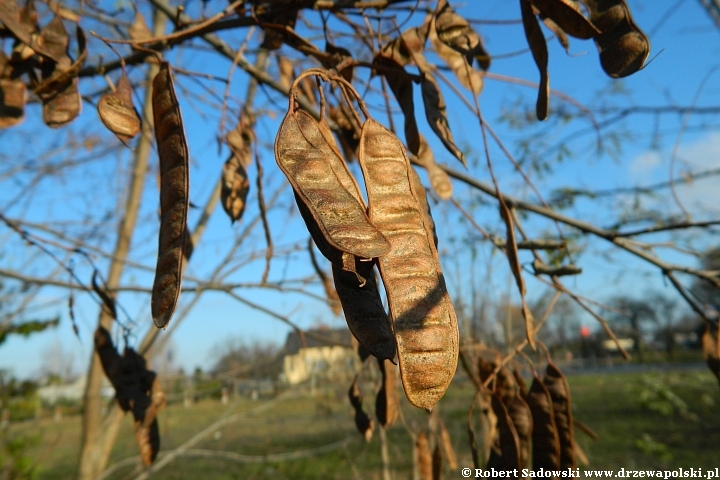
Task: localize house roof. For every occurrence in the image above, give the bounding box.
[283,327,352,355]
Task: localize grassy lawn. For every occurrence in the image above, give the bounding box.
[6,366,720,479]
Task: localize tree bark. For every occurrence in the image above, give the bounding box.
[76,11,166,480]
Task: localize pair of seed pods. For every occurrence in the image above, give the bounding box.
[274,69,458,411]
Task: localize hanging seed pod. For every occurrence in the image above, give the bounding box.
[358,116,459,412]
[308,239,342,316]
[526,373,561,470]
[429,16,484,94]
[410,135,452,200]
[528,0,600,39]
[221,156,250,223]
[581,0,649,78]
[420,70,466,166]
[275,95,389,260]
[520,0,550,120]
[438,418,458,470]
[702,325,720,388]
[506,395,533,471]
[97,71,141,144]
[349,375,374,441]
[373,55,421,156]
[487,394,520,470]
[151,62,189,329]
[0,78,26,128]
[375,358,399,428]
[434,0,490,70]
[543,358,576,469]
[468,389,497,468]
[416,431,433,480]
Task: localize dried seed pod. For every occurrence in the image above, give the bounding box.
[525,373,561,470]
[373,55,421,156]
[275,100,390,260]
[380,22,429,67]
[36,17,83,127]
[151,62,189,329]
[702,325,720,388]
[375,358,399,428]
[94,327,163,465]
[358,118,459,411]
[499,201,536,348]
[542,15,571,52]
[409,166,438,248]
[432,443,442,480]
[416,431,433,480]
[349,375,374,441]
[298,197,396,360]
[429,17,483,94]
[434,0,490,70]
[520,0,550,120]
[506,395,533,470]
[420,71,466,166]
[221,156,250,223]
[528,0,600,39]
[0,78,26,128]
[410,135,452,200]
[513,366,529,397]
[129,9,152,43]
[438,418,458,470]
[487,394,520,470]
[468,389,497,468]
[97,71,141,144]
[0,0,59,61]
[543,359,576,469]
[581,0,649,78]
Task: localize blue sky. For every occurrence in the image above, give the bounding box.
[1,0,719,379]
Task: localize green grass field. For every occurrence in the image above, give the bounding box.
[6,366,720,479]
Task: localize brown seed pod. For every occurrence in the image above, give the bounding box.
[581,0,649,78]
[274,96,390,261]
[420,71,466,166]
[543,358,576,469]
[0,0,60,62]
[308,238,342,316]
[409,166,439,248]
[432,442,442,480]
[438,418,458,470]
[36,18,84,128]
[520,0,550,121]
[97,71,141,145]
[129,9,153,43]
[151,62,189,329]
[487,394,520,470]
[506,395,533,470]
[373,55,421,156]
[541,15,571,52]
[529,0,600,39]
[221,155,250,224]
[429,16,483,95]
[349,375,374,442]
[416,431,433,480]
[468,389,497,468]
[434,0,490,70]
[525,373,561,470]
[375,358,399,428]
[358,117,459,412]
[0,78,26,128]
[702,325,720,388]
[94,327,164,466]
[410,135,453,200]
